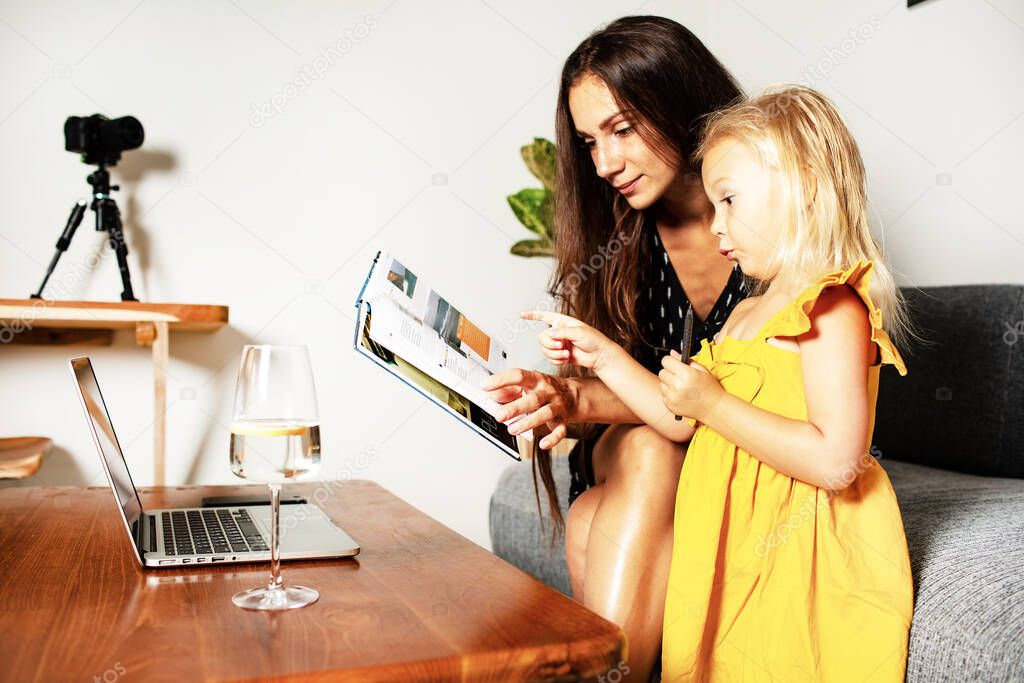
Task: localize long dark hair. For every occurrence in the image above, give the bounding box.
[531,16,742,539]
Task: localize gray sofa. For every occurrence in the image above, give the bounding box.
[489,285,1024,682]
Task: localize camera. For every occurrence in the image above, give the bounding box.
[31,113,146,301]
[63,114,144,166]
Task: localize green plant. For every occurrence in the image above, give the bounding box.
[506,137,556,257]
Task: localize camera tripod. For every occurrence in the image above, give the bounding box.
[32,166,137,301]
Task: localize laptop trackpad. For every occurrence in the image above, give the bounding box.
[244,504,358,554]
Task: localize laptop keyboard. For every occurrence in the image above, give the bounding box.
[161,508,270,556]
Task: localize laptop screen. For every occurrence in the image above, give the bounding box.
[69,358,145,557]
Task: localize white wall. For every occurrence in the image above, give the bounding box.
[1,0,1021,550]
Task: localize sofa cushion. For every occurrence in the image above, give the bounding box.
[489,455,573,597]
[876,285,1024,479]
[490,455,1024,681]
[883,459,1024,681]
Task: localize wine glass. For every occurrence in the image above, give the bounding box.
[229,344,322,610]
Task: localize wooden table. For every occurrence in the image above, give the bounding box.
[0,480,624,682]
[0,299,229,486]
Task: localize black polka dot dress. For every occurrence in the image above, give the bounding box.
[566,219,749,508]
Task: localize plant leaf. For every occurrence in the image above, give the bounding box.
[510,238,554,258]
[521,138,557,192]
[507,188,552,236]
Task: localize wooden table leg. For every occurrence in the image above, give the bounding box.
[136,321,169,487]
[152,321,169,487]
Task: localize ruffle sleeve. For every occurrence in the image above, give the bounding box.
[759,259,908,376]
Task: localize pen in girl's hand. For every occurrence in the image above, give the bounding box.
[674,303,695,421]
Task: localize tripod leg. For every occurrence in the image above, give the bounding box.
[31,200,87,299]
[97,198,138,301]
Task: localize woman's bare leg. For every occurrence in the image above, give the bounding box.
[564,424,686,682]
[566,484,603,602]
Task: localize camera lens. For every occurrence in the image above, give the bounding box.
[101,116,144,152]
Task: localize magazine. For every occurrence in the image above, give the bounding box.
[353,250,530,460]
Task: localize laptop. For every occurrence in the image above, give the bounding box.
[68,356,360,568]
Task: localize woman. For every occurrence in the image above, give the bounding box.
[484,16,748,681]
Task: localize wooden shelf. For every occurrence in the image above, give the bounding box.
[0,436,52,479]
[0,298,229,486]
[0,299,228,334]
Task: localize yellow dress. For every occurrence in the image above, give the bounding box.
[661,260,914,682]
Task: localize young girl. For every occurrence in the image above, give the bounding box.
[522,85,914,681]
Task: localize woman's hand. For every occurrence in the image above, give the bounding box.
[658,350,724,422]
[521,310,614,373]
[481,369,579,451]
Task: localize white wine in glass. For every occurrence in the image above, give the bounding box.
[229,345,321,610]
[230,421,321,483]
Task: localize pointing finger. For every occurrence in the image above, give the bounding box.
[521,310,579,327]
[548,326,586,343]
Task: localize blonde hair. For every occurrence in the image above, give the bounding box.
[695,84,916,352]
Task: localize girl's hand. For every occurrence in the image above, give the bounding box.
[658,350,724,422]
[521,310,614,373]
[480,369,578,451]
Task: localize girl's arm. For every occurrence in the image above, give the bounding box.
[519,310,697,442]
[572,376,643,424]
[663,286,874,490]
[593,344,697,441]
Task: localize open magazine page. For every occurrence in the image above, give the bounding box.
[365,254,511,375]
[356,252,533,451]
[357,305,520,454]
[364,297,497,412]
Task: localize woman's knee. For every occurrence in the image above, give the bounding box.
[566,484,603,571]
[594,424,685,487]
